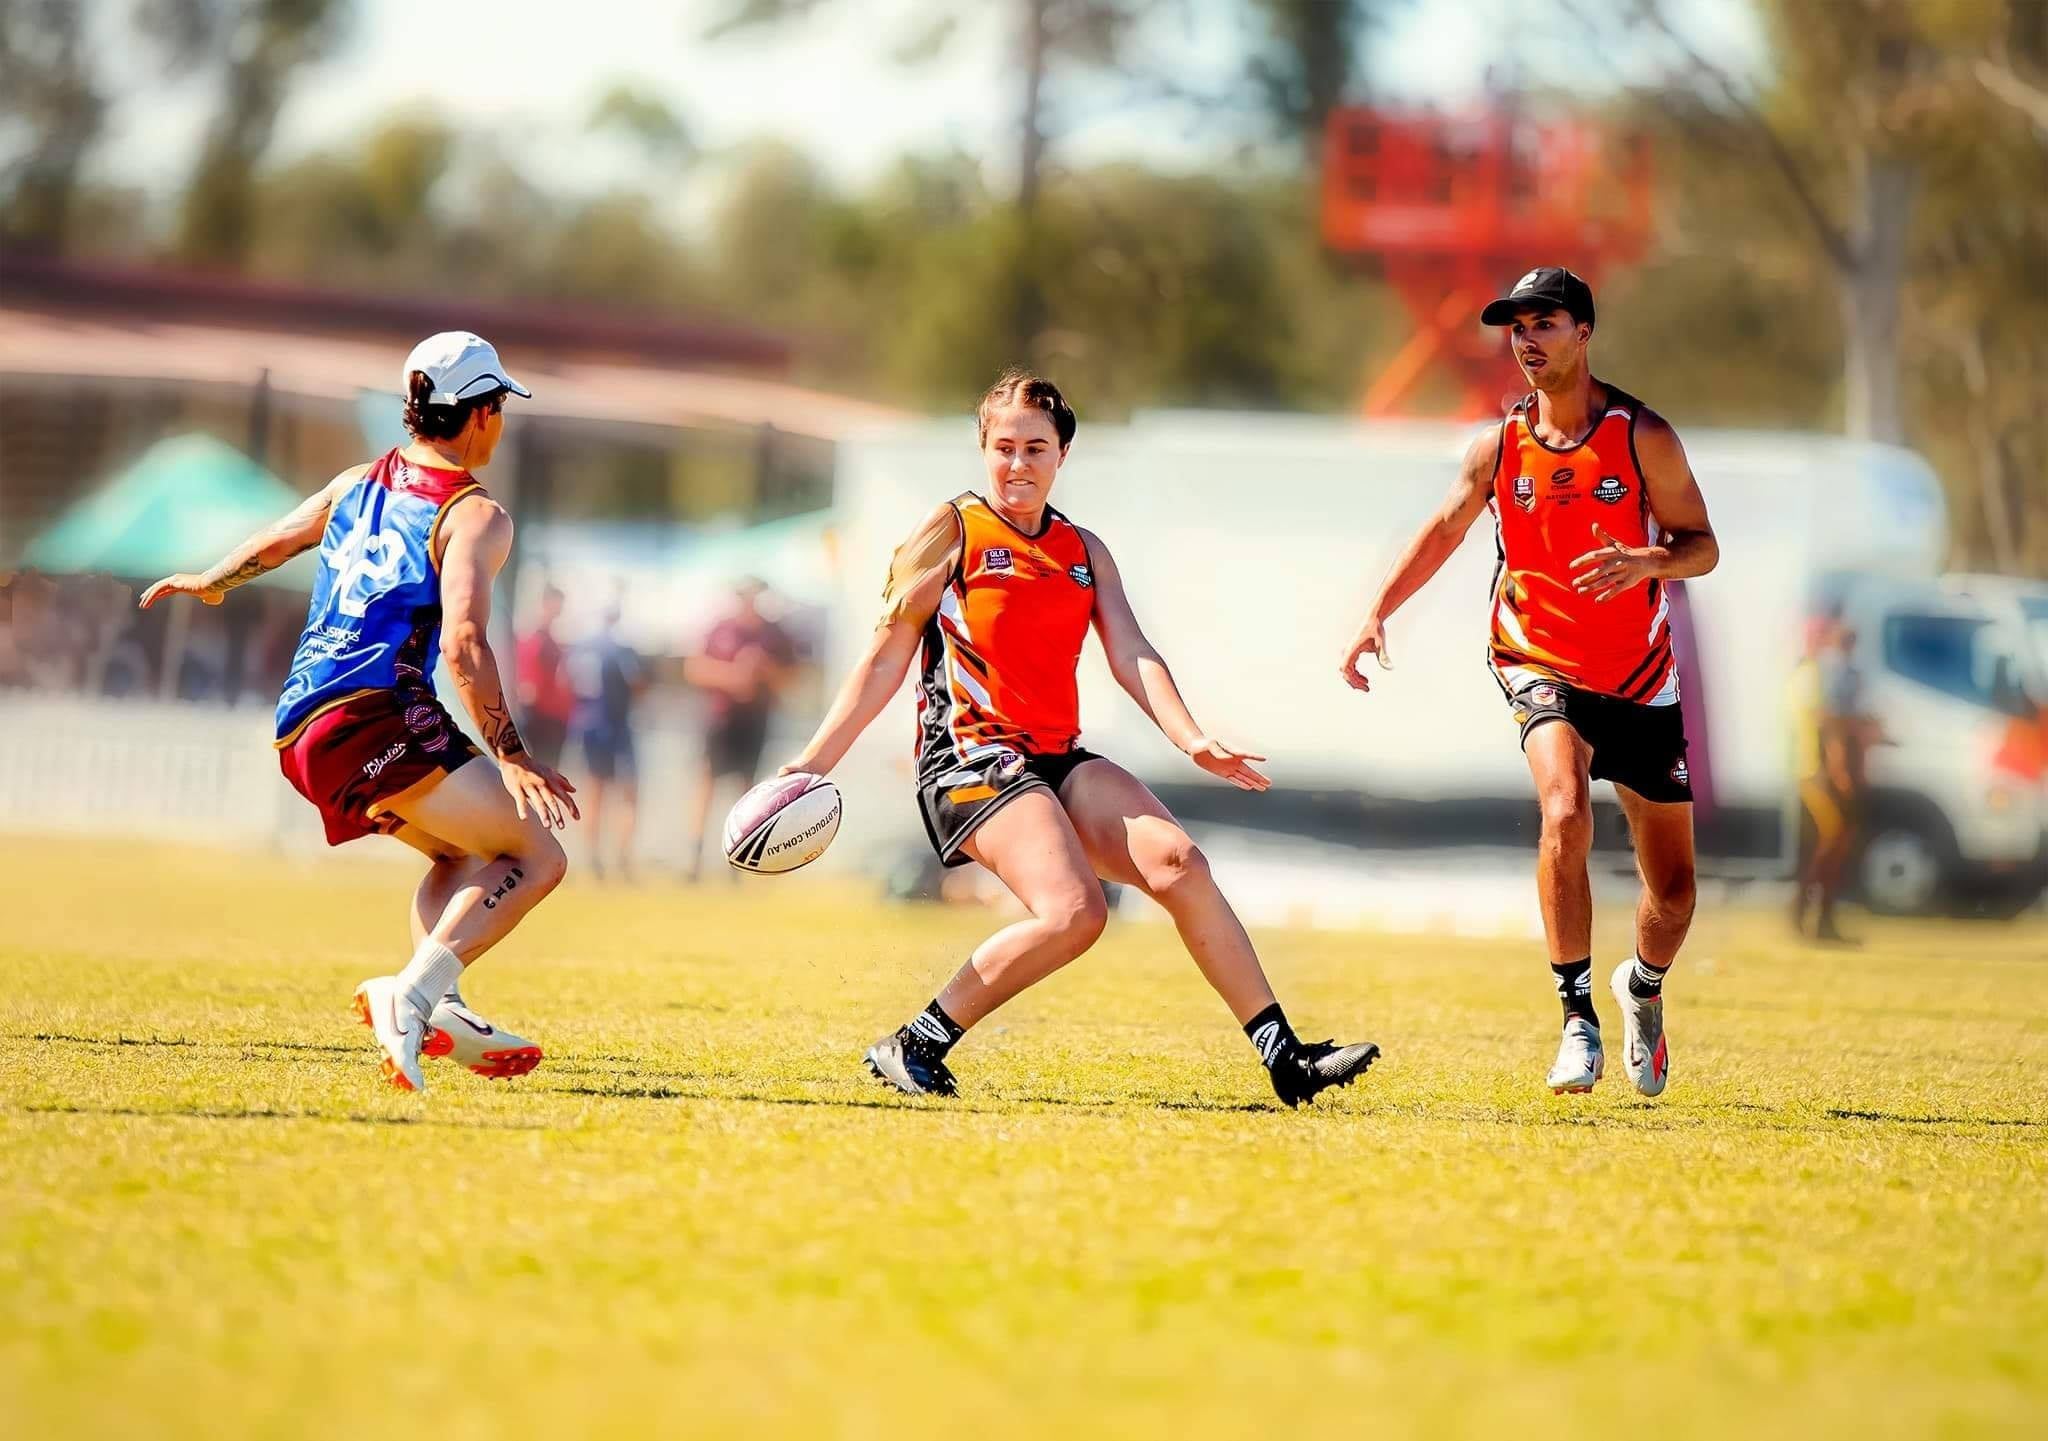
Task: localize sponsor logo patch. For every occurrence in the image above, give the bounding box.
[984,547,1013,574]
[1512,475,1535,512]
[1671,756,1689,785]
[1549,467,1576,487]
[1068,564,1093,589]
[1527,683,1564,709]
[361,742,408,780]
[1593,475,1629,504]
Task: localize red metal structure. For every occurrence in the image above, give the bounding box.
[1321,107,1654,418]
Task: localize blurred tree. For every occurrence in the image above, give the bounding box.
[1601,0,1946,444]
[1241,0,1380,162]
[587,82,694,166]
[0,0,109,251]
[706,0,1181,363]
[1911,3,2047,573]
[253,116,454,282]
[1577,0,2046,572]
[138,0,349,266]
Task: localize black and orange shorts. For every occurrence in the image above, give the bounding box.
[916,744,1101,867]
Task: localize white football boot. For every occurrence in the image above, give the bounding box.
[351,976,429,1093]
[1545,1015,1604,1094]
[423,995,544,1079]
[1609,960,1669,1097]
[354,990,543,1080]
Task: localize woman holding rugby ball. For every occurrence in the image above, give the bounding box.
[781,370,1378,1105]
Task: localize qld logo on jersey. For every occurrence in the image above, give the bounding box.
[1593,475,1629,504]
[1512,475,1536,512]
[984,547,1014,575]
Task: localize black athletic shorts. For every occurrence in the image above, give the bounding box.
[704,711,770,782]
[917,744,1102,867]
[1509,678,1692,804]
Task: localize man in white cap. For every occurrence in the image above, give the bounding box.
[144,332,580,1095]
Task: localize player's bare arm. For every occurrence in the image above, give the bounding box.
[1570,409,1719,603]
[1081,528,1267,793]
[437,498,580,829]
[1340,427,1498,691]
[782,503,957,776]
[138,466,363,609]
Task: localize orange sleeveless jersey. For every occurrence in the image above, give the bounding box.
[912,492,1097,772]
[1487,384,1679,704]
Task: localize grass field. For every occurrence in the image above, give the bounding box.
[2,833,2044,1439]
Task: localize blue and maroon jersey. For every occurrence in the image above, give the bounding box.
[274,450,486,742]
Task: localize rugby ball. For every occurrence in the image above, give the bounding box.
[723,772,842,874]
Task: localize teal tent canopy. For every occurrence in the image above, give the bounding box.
[24,433,318,588]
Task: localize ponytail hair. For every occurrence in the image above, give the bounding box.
[403,370,503,441]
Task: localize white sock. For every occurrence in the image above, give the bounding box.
[396,939,464,1019]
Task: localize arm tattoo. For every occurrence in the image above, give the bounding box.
[480,697,528,760]
[201,555,270,593]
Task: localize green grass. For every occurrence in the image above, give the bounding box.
[2,834,2044,1440]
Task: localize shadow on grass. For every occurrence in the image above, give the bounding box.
[547,1081,1283,1116]
[28,1032,198,1047]
[14,1101,551,1131]
[1523,1103,2041,1134]
[24,1032,361,1057]
[1825,1107,2042,1129]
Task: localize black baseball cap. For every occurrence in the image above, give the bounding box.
[1480,266,1596,327]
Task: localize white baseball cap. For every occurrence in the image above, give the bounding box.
[403,331,533,406]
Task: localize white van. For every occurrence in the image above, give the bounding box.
[1829,576,2046,917]
[1945,573,2048,690]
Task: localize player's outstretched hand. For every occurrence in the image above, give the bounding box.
[138,573,224,608]
[1339,617,1392,692]
[1570,526,1659,603]
[502,756,580,830]
[1186,736,1270,792]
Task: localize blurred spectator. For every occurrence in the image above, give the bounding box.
[1789,618,1878,943]
[515,584,576,770]
[570,602,647,883]
[79,577,152,698]
[682,577,796,881]
[3,572,90,692]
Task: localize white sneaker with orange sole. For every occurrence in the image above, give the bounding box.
[353,987,542,1080]
[352,977,429,1092]
[423,995,544,1079]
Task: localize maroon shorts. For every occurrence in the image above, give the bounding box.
[278,689,480,845]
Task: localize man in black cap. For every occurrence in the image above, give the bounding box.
[1338,265,1720,1100]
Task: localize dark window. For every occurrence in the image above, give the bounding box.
[1883,613,2032,718]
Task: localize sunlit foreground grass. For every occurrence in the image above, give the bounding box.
[2,834,2043,1439]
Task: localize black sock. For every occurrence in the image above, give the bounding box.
[1626,955,1668,999]
[1244,1002,1299,1069]
[1551,958,1599,1028]
[904,998,966,1058]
